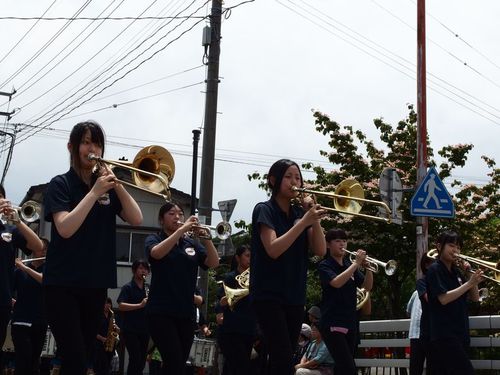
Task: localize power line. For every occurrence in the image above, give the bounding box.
[275,0,500,126]
[0,15,206,21]
[16,0,206,128]
[14,8,209,145]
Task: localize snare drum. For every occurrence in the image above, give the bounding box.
[187,338,217,368]
[1,323,14,352]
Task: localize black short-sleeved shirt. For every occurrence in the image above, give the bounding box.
[145,232,207,318]
[117,279,148,334]
[0,223,28,307]
[250,200,309,305]
[416,277,430,340]
[43,168,122,288]
[426,260,470,345]
[12,263,46,325]
[218,270,257,337]
[318,255,364,330]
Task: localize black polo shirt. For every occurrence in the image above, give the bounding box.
[145,232,207,318]
[426,260,470,345]
[416,277,430,340]
[43,168,122,288]
[12,263,46,325]
[218,270,257,337]
[318,255,364,330]
[0,223,28,308]
[250,200,309,305]
[117,279,148,334]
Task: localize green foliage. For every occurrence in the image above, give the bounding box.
[243,104,499,318]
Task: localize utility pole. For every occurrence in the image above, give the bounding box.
[0,89,16,121]
[198,0,223,314]
[416,0,428,279]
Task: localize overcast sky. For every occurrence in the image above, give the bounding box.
[0,0,498,226]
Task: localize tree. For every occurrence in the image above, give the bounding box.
[247,104,499,317]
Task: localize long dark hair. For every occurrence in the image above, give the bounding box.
[267,159,303,197]
[68,121,105,172]
[436,230,463,257]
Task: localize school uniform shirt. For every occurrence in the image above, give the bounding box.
[117,279,148,334]
[250,199,309,305]
[218,270,257,337]
[416,277,430,340]
[43,168,122,288]
[145,232,208,318]
[426,260,470,346]
[318,255,364,331]
[0,223,28,308]
[12,263,46,325]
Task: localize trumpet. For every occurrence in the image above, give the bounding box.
[343,248,397,276]
[180,221,232,240]
[291,178,392,223]
[1,200,41,224]
[427,249,500,284]
[88,145,175,201]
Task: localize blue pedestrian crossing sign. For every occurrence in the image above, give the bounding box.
[410,167,455,218]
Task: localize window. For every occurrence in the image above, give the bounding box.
[116,229,155,264]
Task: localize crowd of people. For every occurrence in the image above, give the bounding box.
[0,120,486,375]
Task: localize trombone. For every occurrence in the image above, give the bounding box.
[343,248,397,276]
[88,145,175,201]
[291,178,392,223]
[427,249,500,284]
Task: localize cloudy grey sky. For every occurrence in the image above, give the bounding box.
[0,0,498,225]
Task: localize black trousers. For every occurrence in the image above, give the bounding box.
[44,286,106,375]
[11,322,47,375]
[93,343,114,375]
[253,301,303,375]
[218,332,254,375]
[321,328,357,375]
[410,337,433,375]
[122,331,149,375]
[147,313,194,375]
[430,338,473,375]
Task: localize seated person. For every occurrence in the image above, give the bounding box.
[294,323,334,375]
[292,323,312,365]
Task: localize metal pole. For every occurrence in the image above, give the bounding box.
[190,129,201,215]
[416,0,428,279]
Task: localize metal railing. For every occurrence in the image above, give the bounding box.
[355,315,500,372]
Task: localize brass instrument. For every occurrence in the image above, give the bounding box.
[357,287,370,310]
[219,268,250,310]
[291,178,392,223]
[478,287,489,302]
[343,248,397,276]
[182,221,232,240]
[142,274,149,297]
[427,248,500,284]
[88,145,175,201]
[104,309,119,352]
[21,257,46,263]
[1,200,41,224]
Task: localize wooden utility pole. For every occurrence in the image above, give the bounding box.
[198,0,222,314]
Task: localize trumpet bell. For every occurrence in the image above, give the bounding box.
[334,179,364,215]
[215,222,232,240]
[132,145,175,193]
[385,260,398,276]
[19,200,41,223]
